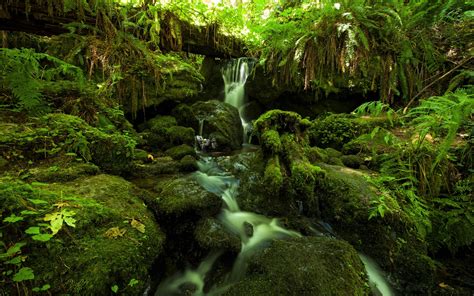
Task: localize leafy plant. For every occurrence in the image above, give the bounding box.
[0,48,85,114]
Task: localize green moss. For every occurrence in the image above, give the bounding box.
[179,154,198,172]
[165,144,196,160]
[223,237,369,296]
[314,163,435,294]
[167,126,195,147]
[261,129,282,154]
[254,109,303,134]
[0,175,164,295]
[133,148,149,162]
[27,162,100,182]
[341,155,363,169]
[145,176,222,219]
[263,155,283,194]
[147,115,177,132]
[308,114,362,150]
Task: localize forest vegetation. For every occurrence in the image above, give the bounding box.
[0,0,472,295]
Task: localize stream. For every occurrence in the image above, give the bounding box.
[153,58,394,296]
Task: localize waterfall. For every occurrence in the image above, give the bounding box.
[359,254,395,296]
[222,58,254,143]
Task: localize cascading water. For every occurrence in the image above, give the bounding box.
[155,156,300,295]
[222,58,254,143]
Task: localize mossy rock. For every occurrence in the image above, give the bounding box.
[27,162,100,182]
[179,155,198,172]
[194,217,240,252]
[0,175,164,295]
[223,237,369,296]
[172,103,199,130]
[144,175,222,220]
[167,126,195,147]
[314,164,435,294]
[165,144,196,160]
[0,114,135,175]
[192,100,243,151]
[341,155,363,169]
[141,115,195,150]
[254,109,307,136]
[129,157,180,178]
[308,113,362,150]
[133,148,150,162]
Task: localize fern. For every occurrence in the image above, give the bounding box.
[0,48,85,114]
[408,89,474,170]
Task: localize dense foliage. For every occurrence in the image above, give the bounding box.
[0,0,472,295]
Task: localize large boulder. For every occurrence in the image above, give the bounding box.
[140,115,195,151]
[315,164,436,295]
[0,174,165,295]
[192,100,243,151]
[143,175,222,221]
[223,237,369,296]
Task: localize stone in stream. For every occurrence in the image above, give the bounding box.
[192,100,243,151]
[223,237,369,296]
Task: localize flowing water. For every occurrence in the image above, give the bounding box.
[154,58,394,295]
[359,254,395,296]
[222,58,254,143]
[155,156,300,295]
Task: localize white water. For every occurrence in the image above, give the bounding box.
[359,253,395,296]
[222,58,253,143]
[155,156,300,295]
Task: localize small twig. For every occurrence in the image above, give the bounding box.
[403,56,472,114]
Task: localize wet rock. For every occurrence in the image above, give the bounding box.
[165,144,196,160]
[223,236,369,296]
[315,163,435,294]
[192,100,243,151]
[179,155,198,172]
[143,175,222,220]
[194,217,240,252]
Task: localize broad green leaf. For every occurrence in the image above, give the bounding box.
[32,234,53,242]
[6,256,23,265]
[25,227,41,235]
[3,214,24,223]
[13,267,35,282]
[128,278,139,287]
[21,210,38,215]
[32,284,51,292]
[28,198,48,205]
[111,285,119,293]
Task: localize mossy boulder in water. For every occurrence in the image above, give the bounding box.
[252,110,322,216]
[314,163,435,294]
[143,175,222,220]
[0,174,165,295]
[223,236,369,296]
[192,100,243,151]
